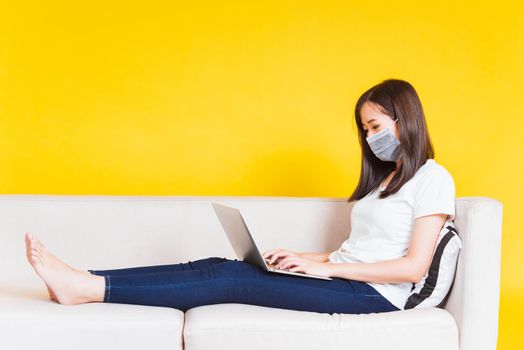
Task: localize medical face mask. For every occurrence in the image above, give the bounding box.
[365,119,401,162]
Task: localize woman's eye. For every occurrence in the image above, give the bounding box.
[373,125,379,129]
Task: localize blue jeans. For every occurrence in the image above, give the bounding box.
[88,257,399,314]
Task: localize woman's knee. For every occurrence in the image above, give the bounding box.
[207,256,231,263]
[210,260,262,278]
[187,256,231,270]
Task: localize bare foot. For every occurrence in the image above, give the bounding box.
[24,233,105,305]
[24,233,57,302]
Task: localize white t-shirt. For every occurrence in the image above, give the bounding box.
[328,158,456,310]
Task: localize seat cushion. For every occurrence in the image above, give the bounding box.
[184,303,459,350]
[0,285,185,350]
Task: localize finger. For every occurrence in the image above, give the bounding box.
[276,257,288,268]
[270,255,281,264]
[262,249,275,258]
[287,258,304,269]
[269,251,285,264]
[279,257,298,269]
[264,249,282,261]
[263,250,277,260]
[278,255,295,267]
[288,260,304,269]
[272,250,294,264]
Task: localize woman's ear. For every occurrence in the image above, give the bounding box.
[393,119,400,139]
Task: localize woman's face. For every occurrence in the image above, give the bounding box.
[360,102,399,140]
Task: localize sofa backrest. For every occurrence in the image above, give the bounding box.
[0,195,502,350]
[0,195,352,286]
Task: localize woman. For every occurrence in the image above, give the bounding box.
[25,78,455,314]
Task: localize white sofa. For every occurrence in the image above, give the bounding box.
[0,195,502,350]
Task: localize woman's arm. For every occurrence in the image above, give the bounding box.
[263,249,332,264]
[329,257,418,283]
[328,213,448,283]
[300,251,331,262]
[278,214,447,280]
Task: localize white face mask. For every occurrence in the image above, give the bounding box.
[365,119,401,162]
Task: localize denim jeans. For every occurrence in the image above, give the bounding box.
[88,257,399,314]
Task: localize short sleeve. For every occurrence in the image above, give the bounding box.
[412,168,456,221]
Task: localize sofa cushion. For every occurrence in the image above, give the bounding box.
[183,303,459,350]
[405,219,462,309]
[0,285,185,350]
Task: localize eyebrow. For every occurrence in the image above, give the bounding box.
[362,118,378,127]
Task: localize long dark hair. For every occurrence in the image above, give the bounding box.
[348,79,434,202]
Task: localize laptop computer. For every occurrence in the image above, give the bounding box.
[211,202,333,281]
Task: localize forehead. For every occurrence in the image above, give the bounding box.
[360,102,390,125]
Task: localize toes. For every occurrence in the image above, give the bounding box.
[31,252,40,264]
[31,237,45,251]
[29,239,40,250]
[33,240,44,252]
[29,239,41,253]
[25,233,34,246]
[24,235,32,251]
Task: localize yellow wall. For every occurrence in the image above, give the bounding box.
[1,1,522,348]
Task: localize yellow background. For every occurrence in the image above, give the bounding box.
[1,1,522,348]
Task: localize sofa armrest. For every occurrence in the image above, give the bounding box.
[441,197,503,350]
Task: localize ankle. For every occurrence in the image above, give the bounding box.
[87,274,106,302]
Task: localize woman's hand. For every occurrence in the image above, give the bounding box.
[276,256,333,278]
[262,248,302,265]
